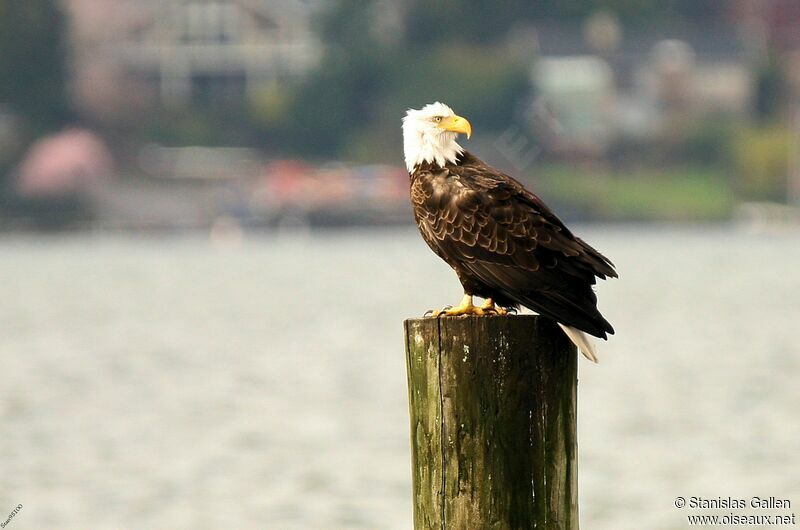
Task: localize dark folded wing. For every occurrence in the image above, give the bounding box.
[413,160,616,338]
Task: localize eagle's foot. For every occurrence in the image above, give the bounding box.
[480,298,508,315]
[428,295,488,317]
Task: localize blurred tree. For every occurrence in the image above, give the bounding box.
[0,0,71,135]
[753,55,787,123]
[275,0,391,156]
[385,47,527,129]
[279,0,530,159]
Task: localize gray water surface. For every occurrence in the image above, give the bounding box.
[1,226,798,529]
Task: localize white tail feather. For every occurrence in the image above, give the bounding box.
[558,323,599,363]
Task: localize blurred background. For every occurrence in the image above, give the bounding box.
[0,1,798,529]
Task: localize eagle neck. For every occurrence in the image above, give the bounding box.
[404,131,463,172]
[411,152,468,175]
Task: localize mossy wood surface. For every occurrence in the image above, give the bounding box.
[404,315,578,530]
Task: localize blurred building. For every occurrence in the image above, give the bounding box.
[531,19,752,154]
[66,0,322,119]
[534,56,616,156]
[733,0,800,100]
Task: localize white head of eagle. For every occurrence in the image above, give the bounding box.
[402,102,472,172]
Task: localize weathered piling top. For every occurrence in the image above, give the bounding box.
[404,315,579,530]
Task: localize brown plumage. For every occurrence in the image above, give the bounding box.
[411,151,617,339]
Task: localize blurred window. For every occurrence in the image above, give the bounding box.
[191,72,246,105]
[181,2,239,44]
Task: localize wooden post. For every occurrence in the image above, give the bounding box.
[404,315,578,530]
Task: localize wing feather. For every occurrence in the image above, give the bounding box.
[411,153,616,338]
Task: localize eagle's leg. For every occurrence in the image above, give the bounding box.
[480,298,508,315]
[429,294,486,317]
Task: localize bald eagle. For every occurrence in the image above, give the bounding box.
[403,102,617,362]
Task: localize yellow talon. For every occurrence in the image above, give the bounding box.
[429,295,486,317]
[480,298,508,315]
[426,296,512,317]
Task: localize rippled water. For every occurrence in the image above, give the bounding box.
[0,226,798,529]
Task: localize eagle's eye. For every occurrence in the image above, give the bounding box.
[433,116,442,123]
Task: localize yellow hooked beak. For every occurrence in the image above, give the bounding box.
[438,115,472,139]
